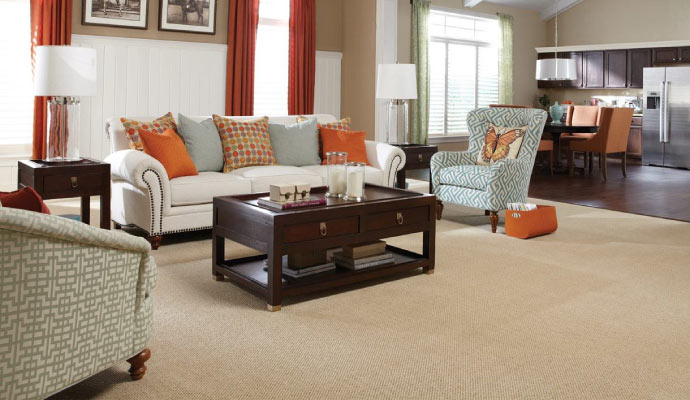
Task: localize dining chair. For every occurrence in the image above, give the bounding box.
[489,104,553,175]
[567,107,634,181]
[560,105,601,163]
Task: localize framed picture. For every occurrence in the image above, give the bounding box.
[159,0,217,35]
[82,0,148,29]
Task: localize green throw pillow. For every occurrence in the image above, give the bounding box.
[268,118,321,166]
[177,113,224,172]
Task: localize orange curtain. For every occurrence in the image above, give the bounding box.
[30,0,72,160]
[226,0,260,116]
[288,0,316,115]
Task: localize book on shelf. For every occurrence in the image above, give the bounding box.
[332,251,395,270]
[281,263,335,278]
[257,197,326,211]
[342,240,387,259]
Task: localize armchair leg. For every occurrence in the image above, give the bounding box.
[148,235,162,250]
[436,200,444,220]
[127,348,151,381]
[485,210,490,216]
[489,211,498,233]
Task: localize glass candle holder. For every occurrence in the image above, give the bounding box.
[326,152,348,198]
[343,162,366,202]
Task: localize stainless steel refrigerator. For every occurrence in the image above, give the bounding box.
[643,67,690,169]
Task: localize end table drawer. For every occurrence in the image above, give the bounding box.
[365,206,430,231]
[283,216,359,243]
[43,173,103,196]
[407,151,434,167]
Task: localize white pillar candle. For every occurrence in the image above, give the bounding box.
[346,170,364,198]
[329,168,346,194]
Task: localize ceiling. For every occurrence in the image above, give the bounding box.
[464,0,583,20]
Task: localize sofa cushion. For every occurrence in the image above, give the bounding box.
[0,187,51,214]
[170,172,252,206]
[139,128,199,179]
[177,113,225,172]
[268,118,321,166]
[320,128,369,165]
[439,165,492,191]
[212,115,276,172]
[121,112,177,151]
[228,165,323,193]
[298,116,351,131]
[300,165,385,186]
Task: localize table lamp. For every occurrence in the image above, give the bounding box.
[34,46,97,162]
[376,64,417,144]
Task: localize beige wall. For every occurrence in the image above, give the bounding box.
[73,0,343,51]
[545,0,690,46]
[398,0,548,108]
[340,0,377,138]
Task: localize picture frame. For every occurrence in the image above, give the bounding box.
[82,0,149,29]
[159,0,217,35]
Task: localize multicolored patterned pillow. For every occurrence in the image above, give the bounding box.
[120,112,177,151]
[297,116,351,131]
[212,115,275,172]
[476,123,527,166]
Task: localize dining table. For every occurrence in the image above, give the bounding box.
[543,121,599,168]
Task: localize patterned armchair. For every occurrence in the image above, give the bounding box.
[0,208,157,399]
[431,107,547,232]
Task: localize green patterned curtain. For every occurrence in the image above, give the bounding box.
[498,13,514,104]
[410,0,430,144]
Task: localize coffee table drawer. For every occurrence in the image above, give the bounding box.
[283,216,359,243]
[365,206,429,231]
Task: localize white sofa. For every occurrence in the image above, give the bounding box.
[105,114,406,248]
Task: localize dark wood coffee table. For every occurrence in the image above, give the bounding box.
[212,184,436,311]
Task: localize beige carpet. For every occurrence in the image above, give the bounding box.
[47,198,690,399]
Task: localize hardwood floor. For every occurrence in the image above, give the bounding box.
[529,159,690,222]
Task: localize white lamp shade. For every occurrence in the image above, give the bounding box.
[34,46,97,97]
[535,58,577,81]
[376,64,418,100]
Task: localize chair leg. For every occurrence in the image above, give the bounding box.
[548,150,554,176]
[588,152,593,174]
[127,348,151,381]
[602,153,608,181]
[568,150,575,176]
[621,152,627,177]
[436,200,444,220]
[489,211,498,233]
[485,210,490,216]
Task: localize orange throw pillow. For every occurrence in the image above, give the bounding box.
[138,128,199,179]
[319,128,369,165]
[0,187,50,214]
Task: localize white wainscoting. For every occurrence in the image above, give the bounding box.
[70,35,342,160]
[71,34,227,160]
[314,51,342,119]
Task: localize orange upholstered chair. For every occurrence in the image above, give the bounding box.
[567,108,634,181]
[489,104,553,175]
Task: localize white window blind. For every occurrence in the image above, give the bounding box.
[253,0,289,116]
[0,0,33,147]
[428,9,499,136]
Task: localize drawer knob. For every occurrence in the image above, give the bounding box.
[320,222,327,236]
[418,154,423,162]
[70,177,78,188]
[396,212,404,225]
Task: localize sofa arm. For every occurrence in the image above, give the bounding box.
[430,151,476,192]
[365,141,406,187]
[106,150,171,233]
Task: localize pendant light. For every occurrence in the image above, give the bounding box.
[536,1,576,80]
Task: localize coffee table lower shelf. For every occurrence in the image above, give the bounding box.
[214,245,433,300]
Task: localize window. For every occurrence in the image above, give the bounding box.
[0,0,33,150]
[428,9,499,137]
[253,0,290,116]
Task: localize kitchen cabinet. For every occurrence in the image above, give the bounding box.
[653,48,679,63]
[627,116,643,158]
[627,49,652,88]
[564,52,583,88]
[604,50,627,88]
[584,51,605,88]
[679,47,690,62]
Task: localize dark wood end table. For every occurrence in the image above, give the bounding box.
[392,144,438,193]
[212,185,437,311]
[18,158,111,229]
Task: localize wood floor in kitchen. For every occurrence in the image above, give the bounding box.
[529,159,690,222]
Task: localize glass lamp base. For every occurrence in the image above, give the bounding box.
[386,99,410,144]
[45,97,80,162]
